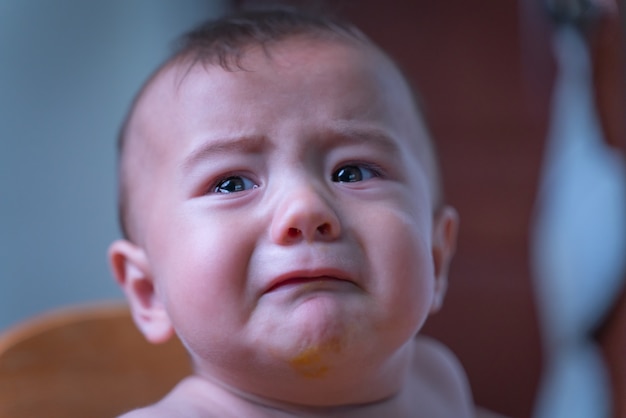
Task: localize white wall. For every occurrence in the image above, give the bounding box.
[0,0,229,331]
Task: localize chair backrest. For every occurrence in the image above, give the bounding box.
[0,302,192,418]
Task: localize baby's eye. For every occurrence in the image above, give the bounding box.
[332,165,378,183]
[213,176,257,194]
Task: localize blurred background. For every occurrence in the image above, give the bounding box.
[0,0,228,328]
[1,1,625,417]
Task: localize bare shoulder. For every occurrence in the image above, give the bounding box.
[410,336,473,416]
[116,377,223,418]
[412,336,472,399]
[117,406,166,418]
[412,337,510,418]
[116,399,196,418]
[116,400,183,418]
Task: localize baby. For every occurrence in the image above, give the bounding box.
[108,7,486,417]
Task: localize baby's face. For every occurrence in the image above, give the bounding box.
[113,37,457,402]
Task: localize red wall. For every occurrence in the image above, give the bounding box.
[341,2,551,416]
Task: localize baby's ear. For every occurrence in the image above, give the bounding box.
[108,240,174,344]
[430,206,459,313]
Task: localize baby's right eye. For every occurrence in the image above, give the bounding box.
[212,176,257,194]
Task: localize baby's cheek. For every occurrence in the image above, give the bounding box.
[158,238,252,347]
[364,207,435,321]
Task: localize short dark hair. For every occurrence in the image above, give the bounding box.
[175,7,369,71]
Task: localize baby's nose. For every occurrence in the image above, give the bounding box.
[269,185,341,245]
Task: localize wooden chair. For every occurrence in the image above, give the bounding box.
[0,302,191,418]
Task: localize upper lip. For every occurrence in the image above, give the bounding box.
[263,268,355,294]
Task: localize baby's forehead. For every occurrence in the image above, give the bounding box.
[128,38,379,149]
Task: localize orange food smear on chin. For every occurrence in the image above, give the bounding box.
[288,339,342,378]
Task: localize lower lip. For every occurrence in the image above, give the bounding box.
[266,277,349,293]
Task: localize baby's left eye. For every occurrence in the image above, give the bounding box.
[332,165,378,183]
[212,176,257,194]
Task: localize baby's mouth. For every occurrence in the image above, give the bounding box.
[264,269,355,295]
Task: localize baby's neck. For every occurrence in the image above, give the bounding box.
[153,337,474,417]
[173,375,417,418]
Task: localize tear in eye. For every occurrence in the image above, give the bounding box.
[213,176,257,194]
[332,165,378,183]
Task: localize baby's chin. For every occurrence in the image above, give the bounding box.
[249,298,385,377]
[272,324,356,379]
[186,303,417,407]
[189,293,419,394]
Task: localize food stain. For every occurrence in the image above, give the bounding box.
[288,339,342,378]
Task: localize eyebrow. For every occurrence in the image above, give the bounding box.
[180,125,401,174]
[322,125,402,155]
[180,135,268,174]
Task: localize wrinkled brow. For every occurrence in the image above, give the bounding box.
[180,135,269,174]
[325,125,401,155]
[179,126,401,174]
